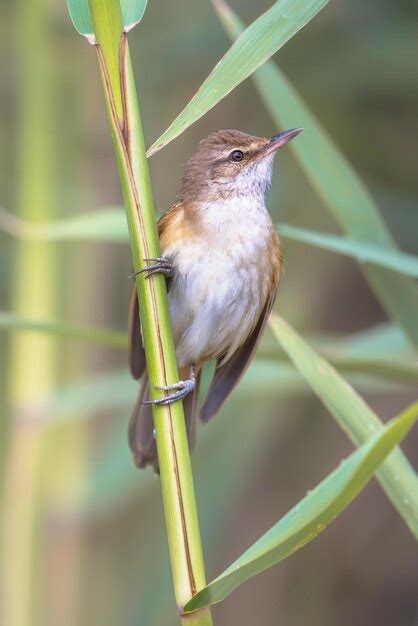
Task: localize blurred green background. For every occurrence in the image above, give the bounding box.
[0,1,417,625]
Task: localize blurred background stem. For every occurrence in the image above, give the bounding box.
[2,0,57,624]
[40,32,90,626]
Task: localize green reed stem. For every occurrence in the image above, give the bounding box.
[86,1,212,623]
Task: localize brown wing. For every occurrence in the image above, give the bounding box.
[128,205,183,381]
[199,291,277,423]
[200,224,282,423]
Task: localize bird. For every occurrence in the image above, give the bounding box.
[128,127,303,470]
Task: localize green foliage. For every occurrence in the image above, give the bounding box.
[324,323,412,357]
[213,0,418,349]
[1,306,416,385]
[185,402,418,611]
[279,223,418,278]
[147,0,328,155]
[0,206,128,242]
[2,0,417,624]
[67,0,148,40]
[261,339,418,385]
[269,314,418,537]
[0,311,127,348]
[3,204,418,279]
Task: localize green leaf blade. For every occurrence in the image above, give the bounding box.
[38,207,128,242]
[147,0,328,155]
[185,402,418,612]
[121,0,148,31]
[0,311,127,349]
[279,223,418,278]
[269,314,418,537]
[67,0,148,41]
[214,0,418,349]
[0,207,128,242]
[67,0,95,40]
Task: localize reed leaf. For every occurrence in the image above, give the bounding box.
[0,311,127,348]
[214,0,418,349]
[184,402,418,612]
[67,0,148,40]
[147,0,328,155]
[5,206,418,281]
[320,323,411,357]
[269,314,418,537]
[260,343,418,385]
[279,223,418,278]
[0,206,127,242]
[2,309,415,384]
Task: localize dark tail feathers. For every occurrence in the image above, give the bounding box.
[128,372,201,472]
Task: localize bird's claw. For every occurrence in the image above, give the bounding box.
[131,257,174,279]
[143,377,195,406]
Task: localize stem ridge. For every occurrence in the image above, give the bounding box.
[86,2,212,621]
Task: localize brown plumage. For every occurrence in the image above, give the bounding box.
[128,127,302,470]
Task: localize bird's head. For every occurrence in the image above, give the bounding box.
[179,128,302,202]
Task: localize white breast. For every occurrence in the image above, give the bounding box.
[162,197,273,368]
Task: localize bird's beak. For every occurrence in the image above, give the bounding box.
[261,127,303,158]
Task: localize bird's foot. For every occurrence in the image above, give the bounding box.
[143,368,195,406]
[131,257,174,279]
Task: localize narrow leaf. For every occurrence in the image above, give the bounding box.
[279,223,418,278]
[5,205,417,281]
[1,305,414,384]
[259,344,418,385]
[67,0,148,41]
[269,314,418,537]
[0,206,128,242]
[260,322,417,384]
[31,357,402,430]
[323,356,418,384]
[0,311,127,348]
[147,0,328,155]
[330,323,411,357]
[121,0,148,31]
[214,0,418,348]
[36,207,127,242]
[184,402,418,612]
[67,0,95,41]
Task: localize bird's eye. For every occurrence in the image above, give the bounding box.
[229,149,244,162]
